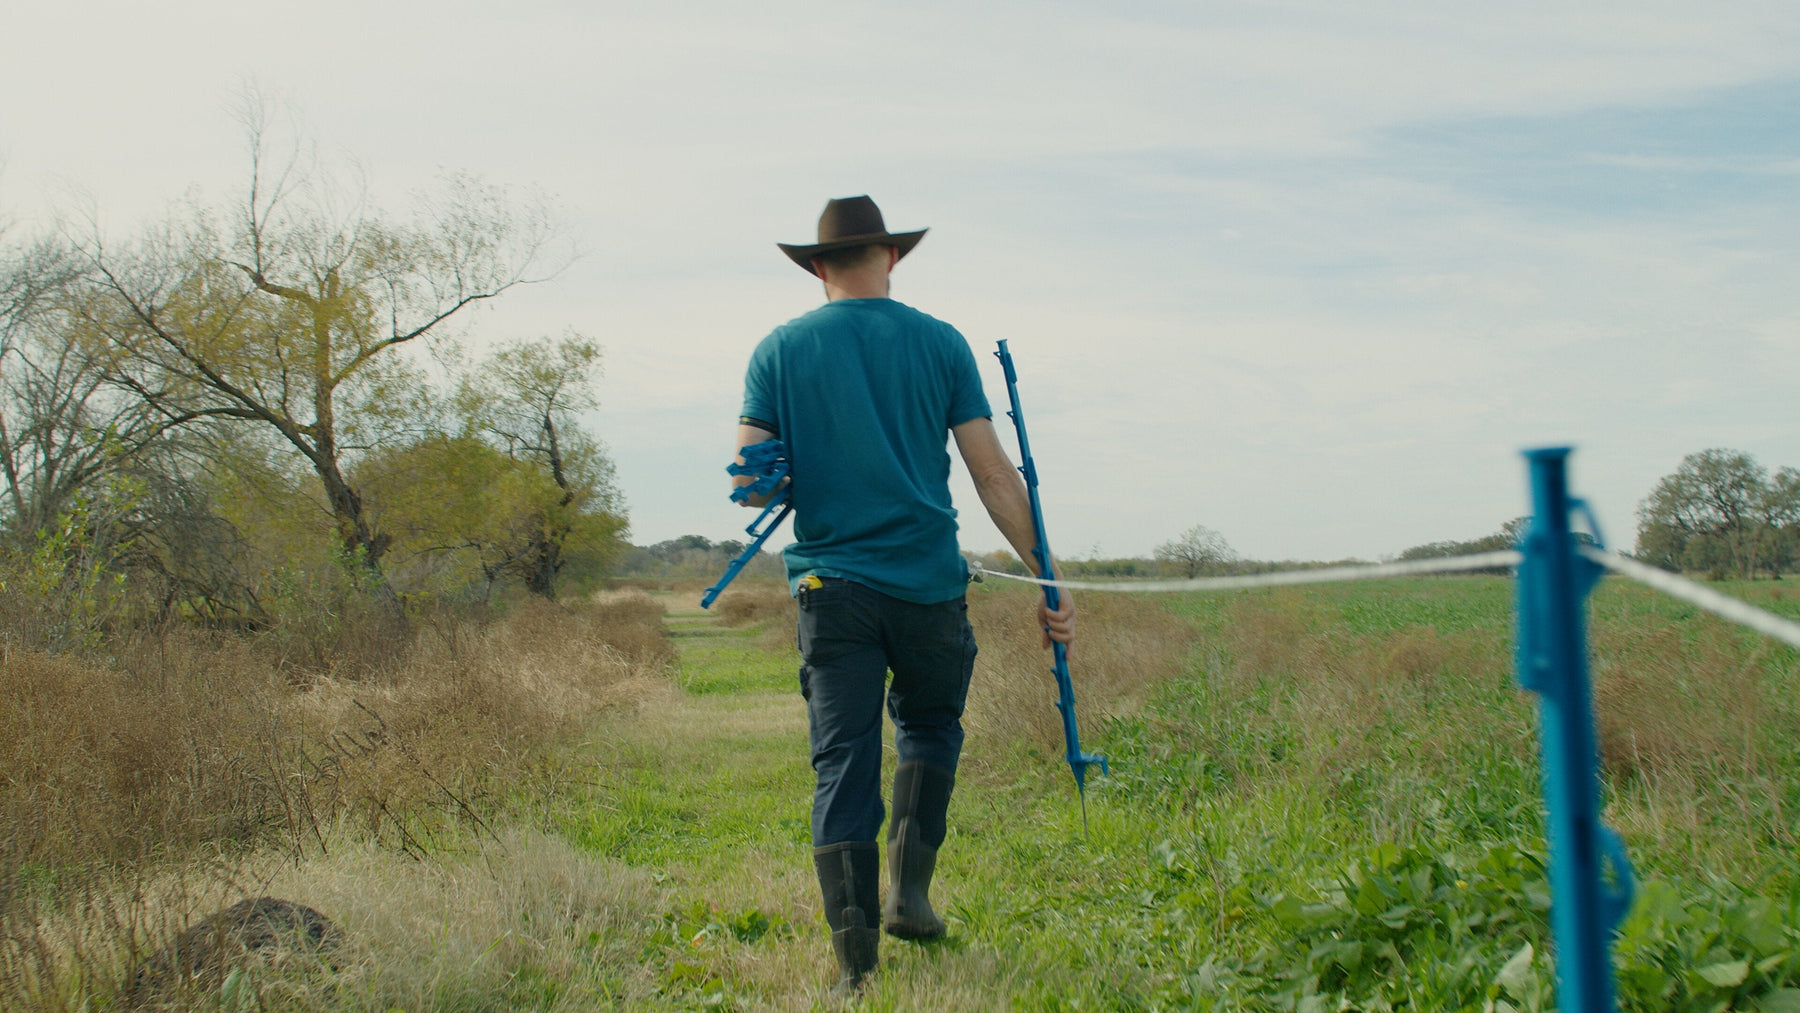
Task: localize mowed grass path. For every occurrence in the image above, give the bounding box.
[546,580,1800,1012]
[556,591,1167,1010]
[565,594,814,872]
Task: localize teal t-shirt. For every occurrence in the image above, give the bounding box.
[740,298,991,604]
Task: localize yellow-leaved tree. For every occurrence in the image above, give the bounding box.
[455,333,626,598]
[76,104,563,590]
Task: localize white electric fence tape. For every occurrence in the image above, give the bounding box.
[974,550,1524,594]
[975,547,1800,652]
[1579,546,1800,651]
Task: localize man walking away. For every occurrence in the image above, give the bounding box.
[733,195,1075,995]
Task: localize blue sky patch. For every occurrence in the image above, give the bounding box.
[1380,78,1800,219]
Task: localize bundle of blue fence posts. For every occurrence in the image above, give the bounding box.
[700,440,792,610]
[1517,447,1635,1013]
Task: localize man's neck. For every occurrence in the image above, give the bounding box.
[822,267,890,302]
[824,281,888,301]
[814,246,900,300]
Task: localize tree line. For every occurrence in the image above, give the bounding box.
[964,446,1797,586]
[1357,450,1796,581]
[0,108,625,642]
[614,535,781,581]
[1635,449,1798,580]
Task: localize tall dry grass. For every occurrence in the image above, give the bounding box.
[712,582,796,628]
[1122,581,1798,864]
[0,590,676,1009]
[249,829,664,1011]
[1,593,674,872]
[1097,587,1531,840]
[1588,602,1799,862]
[3,829,667,1012]
[962,583,1196,766]
[1591,622,1778,779]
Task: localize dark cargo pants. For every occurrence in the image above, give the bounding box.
[796,577,977,847]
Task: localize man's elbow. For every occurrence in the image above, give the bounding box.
[970,462,1022,499]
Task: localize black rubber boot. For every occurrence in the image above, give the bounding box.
[882,762,954,940]
[814,841,880,996]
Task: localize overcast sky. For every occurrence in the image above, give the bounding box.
[4,1,1796,561]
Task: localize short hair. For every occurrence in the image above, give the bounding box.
[813,243,892,273]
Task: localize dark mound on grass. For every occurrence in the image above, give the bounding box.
[133,897,342,995]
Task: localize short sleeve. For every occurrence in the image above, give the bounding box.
[740,337,779,435]
[945,332,991,429]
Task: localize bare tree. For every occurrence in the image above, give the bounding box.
[0,233,200,539]
[0,231,81,530]
[77,105,564,582]
[1154,524,1236,578]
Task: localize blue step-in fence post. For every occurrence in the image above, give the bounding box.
[994,340,1108,805]
[1516,447,1635,1013]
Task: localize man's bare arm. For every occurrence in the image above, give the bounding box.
[732,423,779,507]
[952,416,1075,647]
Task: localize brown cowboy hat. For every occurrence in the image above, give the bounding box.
[777,195,927,276]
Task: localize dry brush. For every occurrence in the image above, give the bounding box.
[0,590,675,1009]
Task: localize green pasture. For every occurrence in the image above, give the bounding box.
[534,577,1800,1011]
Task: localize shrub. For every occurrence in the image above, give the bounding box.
[0,591,677,1004]
[713,582,795,628]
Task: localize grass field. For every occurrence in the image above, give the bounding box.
[569,577,1798,1012]
[6,575,1799,1010]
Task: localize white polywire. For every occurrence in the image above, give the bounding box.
[1579,546,1800,651]
[974,550,1523,594]
[974,546,1799,650]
